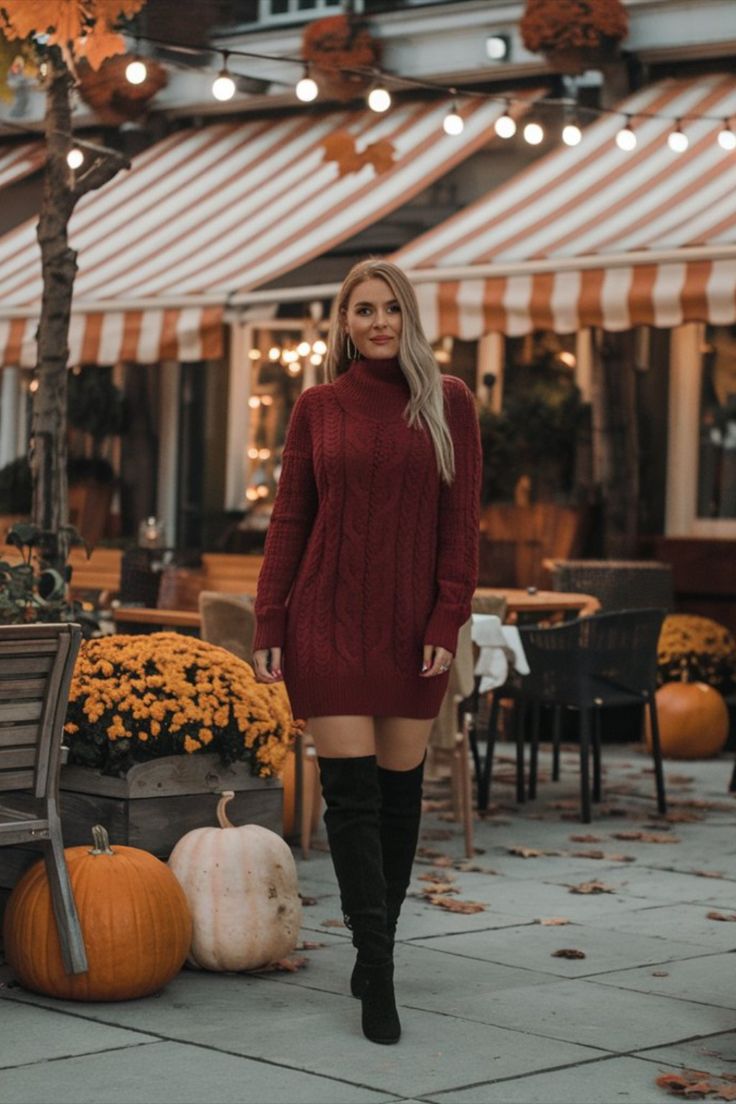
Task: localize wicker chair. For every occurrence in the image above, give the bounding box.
[546,559,675,612]
[504,609,668,823]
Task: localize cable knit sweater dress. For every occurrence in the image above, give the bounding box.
[252,356,482,721]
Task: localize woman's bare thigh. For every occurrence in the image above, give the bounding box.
[374,717,434,770]
[306,715,375,758]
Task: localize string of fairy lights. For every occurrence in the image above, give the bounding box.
[3,31,734,166]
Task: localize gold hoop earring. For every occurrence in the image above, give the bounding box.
[346,335,358,360]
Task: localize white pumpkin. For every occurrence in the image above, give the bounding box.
[168,791,302,971]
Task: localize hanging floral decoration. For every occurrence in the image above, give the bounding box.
[63,633,301,777]
[76,53,168,124]
[520,0,629,74]
[322,130,396,176]
[302,13,381,101]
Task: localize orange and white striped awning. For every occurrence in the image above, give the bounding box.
[394,75,736,339]
[0,95,537,367]
[0,140,44,189]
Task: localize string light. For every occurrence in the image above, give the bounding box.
[443,103,464,136]
[295,66,318,103]
[562,122,582,146]
[718,120,736,150]
[368,86,391,113]
[297,340,311,356]
[523,121,544,145]
[66,147,84,169]
[494,104,516,139]
[312,339,327,355]
[125,57,147,85]
[212,52,235,101]
[616,116,637,151]
[668,119,689,152]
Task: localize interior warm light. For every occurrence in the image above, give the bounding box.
[248,348,261,360]
[248,447,260,459]
[246,487,259,501]
[261,394,273,406]
[248,396,261,408]
[258,448,271,459]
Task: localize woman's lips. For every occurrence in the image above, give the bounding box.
[370,336,393,344]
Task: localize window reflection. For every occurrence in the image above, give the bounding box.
[698,326,736,519]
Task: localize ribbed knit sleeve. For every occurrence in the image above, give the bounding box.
[423,379,482,656]
[253,389,318,652]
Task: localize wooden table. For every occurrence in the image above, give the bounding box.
[475,587,601,620]
[112,587,600,635]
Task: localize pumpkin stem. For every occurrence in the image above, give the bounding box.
[217,790,236,828]
[89,824,114,855]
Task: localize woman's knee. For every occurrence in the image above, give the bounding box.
[307,715,375,758]
[374,717,433,771]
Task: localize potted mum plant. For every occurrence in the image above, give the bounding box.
[520,0,629,74]
[301,12,380,100]
[58,632,302,856]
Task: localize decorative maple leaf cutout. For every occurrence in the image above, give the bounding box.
[322,131,397,177]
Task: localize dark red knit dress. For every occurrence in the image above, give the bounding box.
[252,357,482,721]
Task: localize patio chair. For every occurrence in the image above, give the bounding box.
[0,623,88,974]
[505,609,668,823]
[545,559,675,612]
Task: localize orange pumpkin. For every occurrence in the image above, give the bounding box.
[3,825,192,1001]
[645,681,729,760]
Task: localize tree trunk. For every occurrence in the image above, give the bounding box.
[31,49,76,570]
[592,330,640,557]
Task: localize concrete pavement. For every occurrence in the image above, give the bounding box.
[2,742,736,1104]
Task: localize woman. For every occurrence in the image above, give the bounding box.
[252,259,481,1045]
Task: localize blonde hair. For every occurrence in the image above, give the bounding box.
[325,258,456,485]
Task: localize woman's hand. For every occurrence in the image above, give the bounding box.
[421,645,453,677]
[253,647,283,683]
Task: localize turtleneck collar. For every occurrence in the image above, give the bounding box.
[332,357,410,421]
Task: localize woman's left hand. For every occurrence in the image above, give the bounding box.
[421,645,453,677]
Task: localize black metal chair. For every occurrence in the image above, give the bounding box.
[489,609,668,823]
[547,559,675,612]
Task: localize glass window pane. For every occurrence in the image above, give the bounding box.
[697,325,736,519]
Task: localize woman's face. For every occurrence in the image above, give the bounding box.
[344,277,402,359]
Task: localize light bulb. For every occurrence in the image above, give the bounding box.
[268,346,281,361]
[66,147,84,169]
[309,353,323,366]
[717,125,736,151]
[297,341,311,357]
[668,128,688,153]
[248,396,261,408]
[562,123,581,147]
[212,72,235,101]
[616,126,637,151]
[312,339,327,355]
[296,76,318,103]
[494,112,516,139]
[248,348,261,360]
[368,87,391,113]
[125,59,147,85]
[523,121,544,145]
[443,110,464,136]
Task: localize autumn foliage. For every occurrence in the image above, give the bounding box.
[520,0,628,54]
[0,1,148,71]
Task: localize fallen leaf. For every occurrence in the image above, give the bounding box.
[536,917,571,926]
[255,956,308,973]
[508,845,561,858]
[426,896,486,914]
[612,831,679,844]
[454,861,499,875]
[570,850,636,863]
[707,911,736,922]
[689,870,726,880]
[568,880,617,894]
[569,834,604,843]
[652,970,669,977]
[667,774,695,785]
[299,895,318,907]
[321,918,346,928]
[421,828,456,841]
[551,948,586,959]
[656,809,705,823]
[419,882,459,896]
[419,869,456,883]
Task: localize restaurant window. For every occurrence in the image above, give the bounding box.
[697,326,736,520]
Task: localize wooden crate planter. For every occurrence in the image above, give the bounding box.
[0,755,283,906]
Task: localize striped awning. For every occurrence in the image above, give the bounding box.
[394,74,736,339]
[0,95,537,367]
[0,140,44,189]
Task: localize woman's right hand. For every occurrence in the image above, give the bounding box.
[253,647,283,683]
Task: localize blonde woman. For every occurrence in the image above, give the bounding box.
[253,259,481,1044]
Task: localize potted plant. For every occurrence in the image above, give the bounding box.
[520,0,629,74]
[302,13,380,100]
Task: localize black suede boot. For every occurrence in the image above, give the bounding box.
[351,755,425,1000]
[317,754,401,1044]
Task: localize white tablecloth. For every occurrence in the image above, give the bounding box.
[471,614,529,693]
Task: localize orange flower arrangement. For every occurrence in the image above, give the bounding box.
[521,0,628,55]
[63,633,301,778]
[302,14,380,101]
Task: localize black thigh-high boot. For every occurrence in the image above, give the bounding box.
[351,754,425,1000]
[317,754,401,1045]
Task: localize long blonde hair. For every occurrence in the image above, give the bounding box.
[325,258,456,486]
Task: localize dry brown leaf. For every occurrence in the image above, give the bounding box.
[418,869,456,884]
[537,917,571,926]
[299,895,318,907]
[569,834,604,843]
[321,918,346,928]
[419,882,459,896]
[612,831,680,844]
[551,948,586,959]
[568,880,617,894]
[570,850,636,863]
[652,970,669,977]
[707,911,736,922]
[716,1086,736,1101]
[426,896,487,914]
[454,862,500,875]
[508,845,561,858]
[689,870,726,879]
[656,809,705,823]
